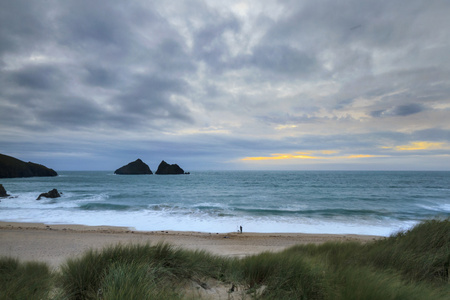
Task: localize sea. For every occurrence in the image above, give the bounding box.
[1,171,449,236]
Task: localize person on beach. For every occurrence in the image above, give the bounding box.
[240,225,242,233]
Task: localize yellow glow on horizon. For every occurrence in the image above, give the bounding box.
[242,154,320,161]
[395,141,444,151]
[242,151,381,161]
[242,141,450,163]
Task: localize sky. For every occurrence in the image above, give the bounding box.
[1,0,450,171]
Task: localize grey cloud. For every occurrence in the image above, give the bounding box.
[248,45,317,77]
[56,0,136,50]
[369,110,384,118]
[371,103,426,117]
[36,96,104,129]
[0,0,197,134]
[392,104,426,116]
[269,0,440,49]
[250,0,450,85]
[412,129,450,142]
[83,66,119,87]
[0,0,49,55]
[112,74,193,124]
[56,0,193,74]
[153,39,196,74]
[7,65,64,91]
[331,66,450,117]
[257,113,320,126]
[192,14,242,72]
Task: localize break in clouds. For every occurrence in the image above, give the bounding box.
[1,0,449,170]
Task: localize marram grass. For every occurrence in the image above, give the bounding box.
[0,256,52,300]
[1,218,449,299]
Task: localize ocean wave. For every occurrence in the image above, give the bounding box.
[233,207,396,218]
[78,203,133,211]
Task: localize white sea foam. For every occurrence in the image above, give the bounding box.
[438,203,450,212]
[0,204,413,236]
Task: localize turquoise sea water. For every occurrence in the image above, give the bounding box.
[1,171,449,236]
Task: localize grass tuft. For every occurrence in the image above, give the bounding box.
[0,256,52,300]
[99,262,181,300]
[366,218,450,283]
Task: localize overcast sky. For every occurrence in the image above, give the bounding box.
[1,0,450,171]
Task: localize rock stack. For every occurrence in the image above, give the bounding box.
[155,160,186,175]
[114,159,153,175]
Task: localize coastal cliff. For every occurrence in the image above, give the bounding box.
[0,154,58,178]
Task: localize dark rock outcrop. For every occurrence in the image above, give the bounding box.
[114,159,153,175]
[36,188,61,200]
[0,184,9,198]
[155,160,186,175]
[0,153,58,178]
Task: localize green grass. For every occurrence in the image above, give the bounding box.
[1,218,449,299]
[0,256,52,300]
[57,242,229,299]
[99,262,182,300]
[238,251,330,299]
[366,218,450,283]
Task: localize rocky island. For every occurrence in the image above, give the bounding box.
[155,160,187,175]
[114,159,153,175]
[0,153,58,178]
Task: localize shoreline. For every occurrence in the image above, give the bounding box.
[0,221,382,269]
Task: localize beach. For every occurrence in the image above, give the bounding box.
[0,221,381,269]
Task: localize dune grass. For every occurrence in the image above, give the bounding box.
[0,256,52,300]
[57,242,227,299]
[1,218,449,299]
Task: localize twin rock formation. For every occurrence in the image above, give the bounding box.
[114,159,188,175]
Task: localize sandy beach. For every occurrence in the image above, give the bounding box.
[0,221,382,269]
